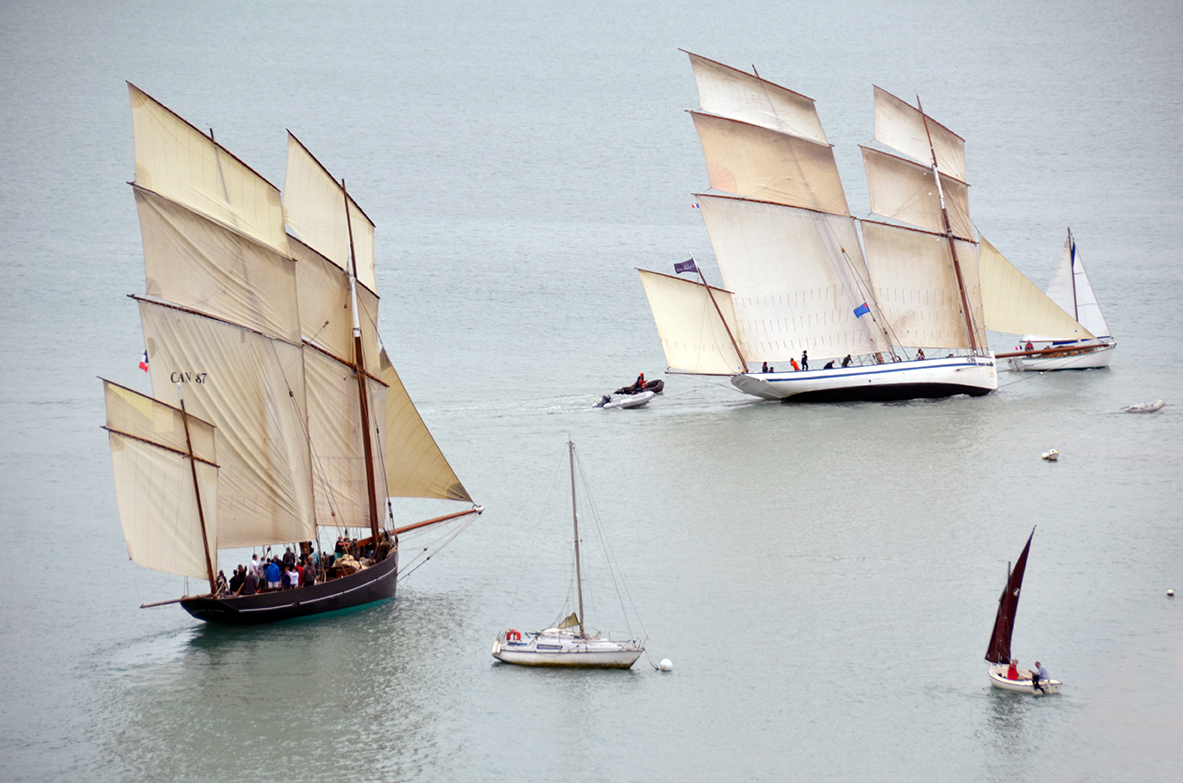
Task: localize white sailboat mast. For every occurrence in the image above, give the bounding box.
[569,439,586,638]
[917,96,979,353]
[1068,228,1079,322]
[342,179,382,546]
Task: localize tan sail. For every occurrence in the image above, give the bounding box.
[691,112,849,215]
[139,299,316,548]
[379,349,473,502]
[303,345,388,529]
[698,194,887,361]
[637,269,743,375]
[128,84,289,256]
[862,220,986,349]
[103,380,218,580]
[686,51,829,144]
[978,235,1094,340]
[134,185,300,344]
[283,132,377,292]
[862,147,972,240]
[873,85,966,182]
[291,235,380,371]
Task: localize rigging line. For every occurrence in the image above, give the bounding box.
[396,514,478,582]
[498,445,568,628]
[572,446,646,641]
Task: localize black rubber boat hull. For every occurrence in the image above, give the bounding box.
[180,550,398,625]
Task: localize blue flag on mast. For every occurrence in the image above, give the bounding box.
[674,259,698,275]
[853,302,870,318]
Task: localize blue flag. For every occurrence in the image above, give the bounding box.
[853,302,870,318]
[674,259,698,275]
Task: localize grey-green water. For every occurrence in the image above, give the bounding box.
[2,1,1181,780]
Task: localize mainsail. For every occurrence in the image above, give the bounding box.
[1029,229,1111,341]
[985,529,1034,664]
[104,84,473,595]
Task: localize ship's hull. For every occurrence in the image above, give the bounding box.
[1005,341,1114,372]
[988,664,1062,694]
[731,355,997,402]
[180,549,398,625]
[492,631,644,668]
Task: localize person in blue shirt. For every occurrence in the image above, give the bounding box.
[264,559,282,591]
[1032,660,1050,693]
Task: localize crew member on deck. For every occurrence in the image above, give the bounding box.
[801,350,808,371]
[841,354,852,368]
[1006,659,1019,680]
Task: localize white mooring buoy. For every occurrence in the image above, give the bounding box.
[659,658,673,672]
[1168,589,1175,597]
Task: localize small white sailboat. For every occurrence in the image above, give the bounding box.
[985,529,1062,694]
[1000,229,1115,371]
[492,440,645,669]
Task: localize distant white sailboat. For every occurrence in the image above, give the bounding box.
[997,229,1115,371]
[492,440,645,668]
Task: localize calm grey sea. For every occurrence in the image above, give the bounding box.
[2,1,1181,781]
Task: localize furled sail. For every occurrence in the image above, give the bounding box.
[691,112,849,215]
[1036,230,1111,340]
[128,84,289,257]
[873,85,966,182]
[985,529,1034,664]
[637,269,743,375]
[862,220,986,349]
[283,132,377,292]
[686,51,829,144]
[978,235,1094,340]
[138,299,316,548]
[698,194,886,361]
[133,185,300,344]
[379,349,473,502]
[861,147,971,240]
[103,380,218,580]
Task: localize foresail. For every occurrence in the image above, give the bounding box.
[139,299,316,548]
[978,235,1094,340]
[128,84,289,256]
[692,112,849,215]
[304,346,387,529]
[686,51,828,144]
[698,194,885,361]
[873,86,966,181]
[379,349,473,503]
[103,380,218,580]
[862,220,986,349]
[283,132,377,292]
[637,269,743,375]
[134,185,300,344]
[861,147,971,240]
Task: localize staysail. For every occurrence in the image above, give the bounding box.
[978,235,1094,340]
[985,528,1035,664]
[637,269,743,375]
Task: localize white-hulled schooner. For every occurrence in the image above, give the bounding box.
[638,51,998,402]
[101,85,482,624]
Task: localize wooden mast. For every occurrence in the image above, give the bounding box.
[1068,228,1079,322]
[691,255,748,371]
[569,439,586,638]
[342,179,383,550]
[178,384,217,594]
[917,97,980,354]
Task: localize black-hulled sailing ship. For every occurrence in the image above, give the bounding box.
[101,85,481,624]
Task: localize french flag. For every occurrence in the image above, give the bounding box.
[138,350,149,372]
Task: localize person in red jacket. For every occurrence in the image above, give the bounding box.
[1006,659,1020,680]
